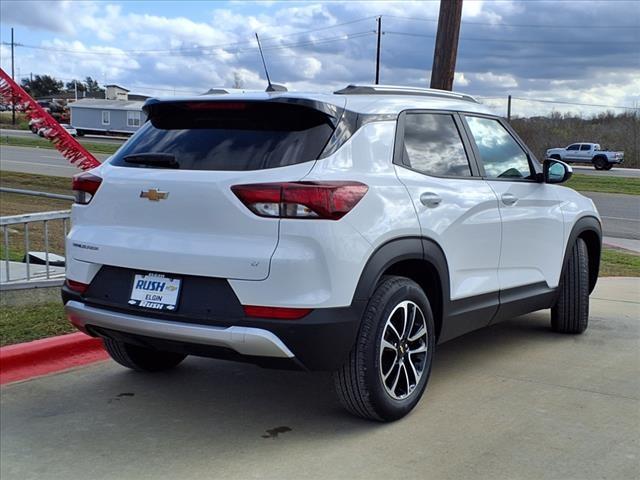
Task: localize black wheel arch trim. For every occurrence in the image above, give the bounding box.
[353,236,450,305]
[562,215,602,293]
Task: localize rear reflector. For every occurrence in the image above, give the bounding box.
[231,182,368,220]
[72,172,102,205]
[243,305,312,320]
[65,279,89,294]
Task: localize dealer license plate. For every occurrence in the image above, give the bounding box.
[128,273,181,311]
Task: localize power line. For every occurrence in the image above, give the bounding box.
[477,96,638,110]
[383,31,637,45]
[2,15,378,57]
[384,14,640,29]
[5,31,375,58]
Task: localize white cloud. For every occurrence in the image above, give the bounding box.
[0,0,637,117]
[475,72,518,88]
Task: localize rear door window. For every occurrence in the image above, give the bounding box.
[580,144,591,151]
[402,113,472,177]
[110,101,335,171]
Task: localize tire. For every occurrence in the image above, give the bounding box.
[593,156,607,170]
[334,276,436,422]
[603,163,613,171]
[551,238,589,334]
[550,154,561,160]
[76,129,85,137]
[103,338,187,372]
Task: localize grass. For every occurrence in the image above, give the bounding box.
[566,174,640,196]
[0,302,74,347]
[0,171,72,195]
[1,134,119,155]
[0,111,29,130]
[0,172,72,261]
[600,248,640,277]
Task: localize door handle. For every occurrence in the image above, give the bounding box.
[501,193,518,206]
[420,192,442,208]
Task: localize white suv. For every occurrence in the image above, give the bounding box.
[63,85,602,421]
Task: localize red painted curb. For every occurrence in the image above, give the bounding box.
[0,332,108,385]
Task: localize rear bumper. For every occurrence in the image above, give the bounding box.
[65,300,295,359]
[63,286,365,371]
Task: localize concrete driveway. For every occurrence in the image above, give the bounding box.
[1,277,639,480]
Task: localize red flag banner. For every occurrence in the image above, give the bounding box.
[0,68,101,171]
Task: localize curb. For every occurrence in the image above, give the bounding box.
[0,332,108,385]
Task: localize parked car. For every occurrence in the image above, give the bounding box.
[29,118,43,133]
[60,123,77,137]
[546,143,624,170]
[63,85,602,421]
[37,123,77,137]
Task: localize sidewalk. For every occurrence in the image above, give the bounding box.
[603,236,640,254]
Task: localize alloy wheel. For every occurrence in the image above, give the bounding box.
[379,300,429,400]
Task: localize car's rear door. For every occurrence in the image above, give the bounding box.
[393,111,502,331]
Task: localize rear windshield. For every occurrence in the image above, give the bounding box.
[110,101,335,171]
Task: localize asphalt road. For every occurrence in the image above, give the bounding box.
[583,191,640,240]
[0,145,109,177]
[571,165,640,178]
[1,277,638,480]
[0,128,127,145]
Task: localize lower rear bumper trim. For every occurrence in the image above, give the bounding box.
[64,300,295,359]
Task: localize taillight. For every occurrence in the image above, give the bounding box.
[231,182,368,220]
[65,279,89,294]
[243,305,312,320]
[72,172,102,204]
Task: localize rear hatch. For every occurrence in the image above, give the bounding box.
[70,98,343,281]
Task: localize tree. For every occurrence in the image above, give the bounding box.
[84,76,103,93]
[20,75,63,98]
[232,71,244,89]
[65,80,87,93]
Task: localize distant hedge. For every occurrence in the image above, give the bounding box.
[511,112,639,168]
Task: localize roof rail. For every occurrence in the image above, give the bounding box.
[333,84,479,104]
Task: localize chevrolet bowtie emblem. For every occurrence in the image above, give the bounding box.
[140,189,169,201]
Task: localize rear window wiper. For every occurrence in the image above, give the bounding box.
[123,153,180,169]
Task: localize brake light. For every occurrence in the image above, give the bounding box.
[184,102,247,111]
[72,172,102,205]
[65,279,89,294]
[243,305,312,320]
[231,182,368,220]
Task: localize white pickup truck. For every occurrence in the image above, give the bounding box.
[546,143,624,170]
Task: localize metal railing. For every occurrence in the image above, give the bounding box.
[1,210,70,285]
[0,187,74,201]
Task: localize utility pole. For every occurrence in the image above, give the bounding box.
[11,27,15,125]
[507,95,512,121]
[375,16,382,85]
[430,0,463,91]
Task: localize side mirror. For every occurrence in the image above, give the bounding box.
[543,158,572,184]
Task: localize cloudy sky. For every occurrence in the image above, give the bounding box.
[1,0,638,116]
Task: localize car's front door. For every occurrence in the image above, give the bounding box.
[462,115,565,297]
[565,143,580,161]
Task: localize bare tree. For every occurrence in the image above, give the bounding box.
[232,71,244,89]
